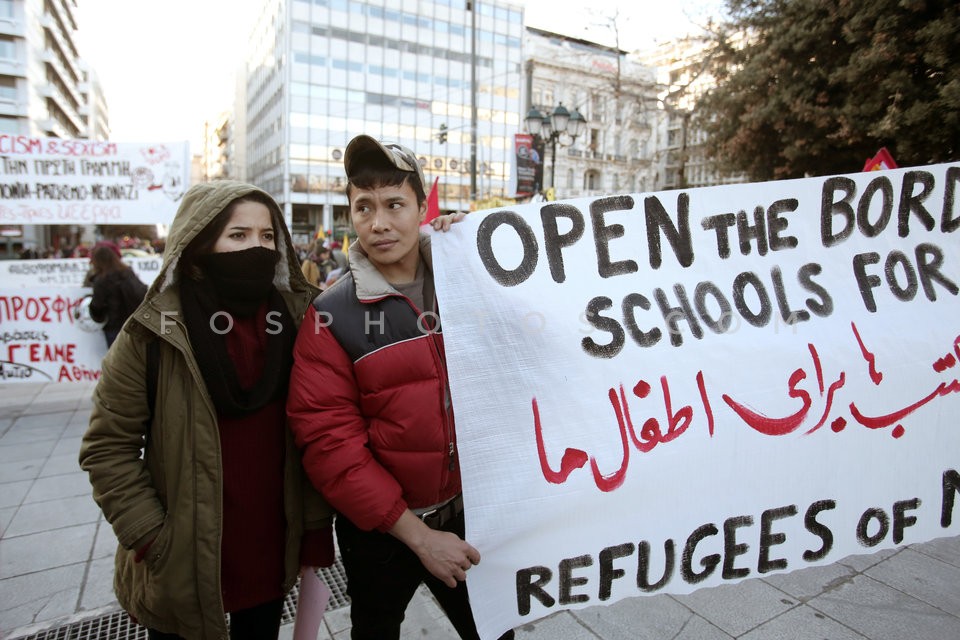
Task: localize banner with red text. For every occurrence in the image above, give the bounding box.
[431,163,960,639]
[0,287,107,383]
[0,136,189,225]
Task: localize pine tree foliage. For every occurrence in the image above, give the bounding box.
[698,0,960,181]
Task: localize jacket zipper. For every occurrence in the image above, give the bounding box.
[402,294,456,477]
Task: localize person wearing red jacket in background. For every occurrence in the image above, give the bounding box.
[286,135,513,640]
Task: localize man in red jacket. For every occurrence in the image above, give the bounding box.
[287,135,513,640]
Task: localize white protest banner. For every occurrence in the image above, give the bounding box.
[431,163,960,639]
[0,287,107,383]
[0,136,189,225]
[0,257,162,288]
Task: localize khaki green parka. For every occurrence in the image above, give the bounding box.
[79,181,332,639]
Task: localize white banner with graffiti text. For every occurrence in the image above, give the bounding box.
[0,136,189,225]
[0,257,162,288]
[0,287,107,383]
[0,258,161,383]
[431,163,960,639]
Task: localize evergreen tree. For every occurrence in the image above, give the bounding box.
[699,0,960,181]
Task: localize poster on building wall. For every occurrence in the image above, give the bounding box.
[430,163,960,639]
[0,137,189,225]
[512,133,541,198]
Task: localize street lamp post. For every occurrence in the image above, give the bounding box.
[525,102,588,195]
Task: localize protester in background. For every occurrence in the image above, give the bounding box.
[83,242,148,348]
[328,241,348,271]
[80,181,334,640]
[299,240,337,289]
[287,135,512,640]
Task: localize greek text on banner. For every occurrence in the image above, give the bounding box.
[0,136,189,225]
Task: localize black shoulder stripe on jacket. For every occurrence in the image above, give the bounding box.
[314,278,436,362]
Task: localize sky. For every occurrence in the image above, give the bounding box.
[74,0,724,151]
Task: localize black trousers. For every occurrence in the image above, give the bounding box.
[336,513,514,640]
[146,597,284,640]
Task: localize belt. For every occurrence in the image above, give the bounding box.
[414,494,463,530]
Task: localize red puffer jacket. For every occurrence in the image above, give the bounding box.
[287,237,461,533]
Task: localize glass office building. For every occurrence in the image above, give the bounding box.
[245,0,524,243]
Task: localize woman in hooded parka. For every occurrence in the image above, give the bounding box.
[80,181,334,639]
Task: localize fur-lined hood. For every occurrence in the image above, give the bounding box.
[132,180,316,340]
[151,180,305,296]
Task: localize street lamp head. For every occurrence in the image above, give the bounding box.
[567,108,587,140]
[550,103,570,138]
[525,107,545,136]
[540,113,553,140]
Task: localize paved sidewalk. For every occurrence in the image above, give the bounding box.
[2,380,959,639]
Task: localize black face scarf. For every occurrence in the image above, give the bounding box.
[180,247,296,418]
[196,246,280,317]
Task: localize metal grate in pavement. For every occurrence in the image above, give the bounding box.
[9,559,350,640]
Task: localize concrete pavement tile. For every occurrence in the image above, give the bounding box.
[808,573,960,640]
[4,494,101,537]
[513,610,597,639]
[0,504,15,535]
[0,402,36,421]
[25,401,84,417]
[0,423,64,445]
[760,560,857,602]
[0,563,84,633]
[836,547,898,572]
[62,420,90,438]
[0,458,45,483]
[92,517,119,559]
[23,471,89,503]
[570,593,732,640]
[0,523,96,577]
[12,411,75,430]
[78,555,119,612]
[0,479,31,508]
[399,585,459,639]
[39,451,82,477]
[0,441,55,463]
[68,408,92,426]
[672,576,796,637]
[912,535,960,569]
[740,604,867,639]
[51,436,82,458]
[279,622,333,640]
[864,547,960,616]
[321,604,352,637]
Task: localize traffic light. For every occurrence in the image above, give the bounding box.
[438,123,448,144]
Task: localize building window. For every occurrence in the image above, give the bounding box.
[0,76,15,101]
[0,36,14,59]
[585,170,600,191]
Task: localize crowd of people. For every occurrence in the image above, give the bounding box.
[18,237,163,260]
[297,238,348,290]
[79,134,511,640]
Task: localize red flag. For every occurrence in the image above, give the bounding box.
[863,147,898,172]
[422,176,441,225]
